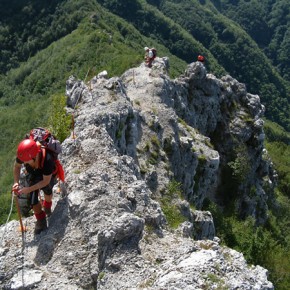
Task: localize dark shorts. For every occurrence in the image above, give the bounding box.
[26,173,56,206]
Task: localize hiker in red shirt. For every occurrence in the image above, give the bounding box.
[12,139,57,234]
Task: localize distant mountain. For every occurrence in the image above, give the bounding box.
[210,0,290,82]
[0,0,289,131]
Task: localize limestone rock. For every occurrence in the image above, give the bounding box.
[0,57,274,289]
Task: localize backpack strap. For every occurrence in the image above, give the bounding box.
[39,147,61,178]
[39,147,46,169]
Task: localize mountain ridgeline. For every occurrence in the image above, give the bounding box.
[0,0,290,289]
[0,0,289,130]
[0,58,276,290]
[1,0,289,190]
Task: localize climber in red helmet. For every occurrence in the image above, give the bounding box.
[197,55,205,63]
[12,139,57,234]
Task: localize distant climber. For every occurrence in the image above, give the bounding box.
[197,55,205,63]
[144,47,157,68]
[12,138,59,234]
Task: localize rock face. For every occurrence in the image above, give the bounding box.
[0,58,274,289]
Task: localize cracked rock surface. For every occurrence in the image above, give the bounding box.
[0,58,274,289]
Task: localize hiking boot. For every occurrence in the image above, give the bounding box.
[34,218,47,235]
[44,207,52,217]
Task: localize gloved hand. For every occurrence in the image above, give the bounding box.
[12,183,20,195]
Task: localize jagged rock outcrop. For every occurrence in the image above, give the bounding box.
[0,58,274,289]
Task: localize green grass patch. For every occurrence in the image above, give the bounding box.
[160,180,186,229]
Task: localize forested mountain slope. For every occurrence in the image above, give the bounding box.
[210,0,290,82]
[0,1,289,288]
[98,0,290,131]
[0,0,189,192]
[1,0,289,130]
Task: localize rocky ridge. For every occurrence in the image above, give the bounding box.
[0,58,274,289]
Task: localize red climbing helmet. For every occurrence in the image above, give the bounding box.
[197,55,205,62]
[17,139,40,162]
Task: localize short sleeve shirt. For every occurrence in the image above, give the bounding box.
[16,150,55,176]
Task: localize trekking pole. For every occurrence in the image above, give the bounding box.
[12,190,27,233]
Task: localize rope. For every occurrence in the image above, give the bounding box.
[20,219,27,288]
[0,193,27,288]
[0,193,14,247]
[84,67,91,83]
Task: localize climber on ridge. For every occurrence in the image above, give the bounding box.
[12,138,58,234]
[197,55,205,63]
[144,46,157,68]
